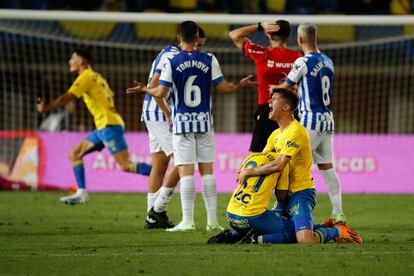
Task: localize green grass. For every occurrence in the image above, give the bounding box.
[1,192,413,275]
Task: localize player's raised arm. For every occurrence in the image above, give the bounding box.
[228,22,280,50]
[37,93,77,113]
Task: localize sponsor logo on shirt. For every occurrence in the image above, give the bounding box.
[267,60,295,69]
[248,49,264,54]
[176,111,209,122]
[286,140,299,148]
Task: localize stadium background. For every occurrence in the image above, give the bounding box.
[0,0,413,192]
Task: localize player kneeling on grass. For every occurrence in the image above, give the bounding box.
[208,89,363,244]
[208,152,362,244]
[37,48,152,205]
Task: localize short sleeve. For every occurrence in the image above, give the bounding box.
[67,73,89,98]
[158,58,173,88]
[211,54,224,85]
[286,57,308,86]
[243,39,267,63]
[279,130,304,158]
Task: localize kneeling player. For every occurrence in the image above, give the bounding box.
[208,152,362,244]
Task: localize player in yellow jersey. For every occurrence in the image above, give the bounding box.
[213,152,297,244]
[235,88,362,244]
[37,48,152,205]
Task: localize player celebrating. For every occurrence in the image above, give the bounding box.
[37,48,152,205]
[236,88,362,244]
[209,151,361,244]
[229,20,302,152]
[128,21,257,232]
[275,23,346,223]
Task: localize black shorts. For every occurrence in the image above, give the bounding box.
[249,105,279,152]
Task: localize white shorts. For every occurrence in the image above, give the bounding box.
[172,131,215,166]
[145,120,173,156]
[306,129,334,164]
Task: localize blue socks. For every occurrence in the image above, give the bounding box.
[129,162,152,176]
[73,161,85,189]
[314,227,340,243]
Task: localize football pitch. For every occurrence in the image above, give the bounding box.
[1,192,413,275]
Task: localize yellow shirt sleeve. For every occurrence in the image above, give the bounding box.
[279,130,303,158]
[68,73,91,98]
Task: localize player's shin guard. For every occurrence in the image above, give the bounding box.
[180,176,196,224]
[72,160,86,189]
[201,174,218,224]
[153,186,174,213]
[320,168,343,215]
[314,227,340,243]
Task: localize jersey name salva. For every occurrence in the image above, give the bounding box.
[159,50,224,134]
[286,52,335,132]
[142,44,179,122]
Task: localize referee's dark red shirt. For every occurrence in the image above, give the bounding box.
[244,40,302,105]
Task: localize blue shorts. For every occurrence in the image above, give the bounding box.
[273,188,316,232]
[227,210,296,242]
[85,125,128,155]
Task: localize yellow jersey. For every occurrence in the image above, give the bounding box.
[68,68,124,130]
[227,152,290,217]
[262,120,314,193]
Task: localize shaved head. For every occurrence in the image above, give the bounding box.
[297,23,317,44]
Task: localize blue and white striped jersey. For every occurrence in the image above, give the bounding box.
[141,44,179,122]
[286,52,335,132]
[159,50,224,134]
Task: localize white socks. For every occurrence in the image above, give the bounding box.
[320,168,343,215]
[147,191,159,213]
[153,186,174,213]
[201,174,218,224]
[179,176,196,224]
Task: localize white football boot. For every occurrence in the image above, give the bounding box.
[166,221,195,232]
[60,189,89,205]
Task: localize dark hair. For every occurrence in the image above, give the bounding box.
[73,48,93,64]
[271,88,299,111]
[178,21,199,43]
[269,20,291,41]
[198,26,205,38]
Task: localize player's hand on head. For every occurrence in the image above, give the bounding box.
[126,80,146,94]
[262,22,280,34]
[36,97,46,113]
[240,75,258,88]
[268,84,278,95]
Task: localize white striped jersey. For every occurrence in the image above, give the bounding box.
[159,50,224,134]
[286,52,335,132]
[141,44,179,122]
